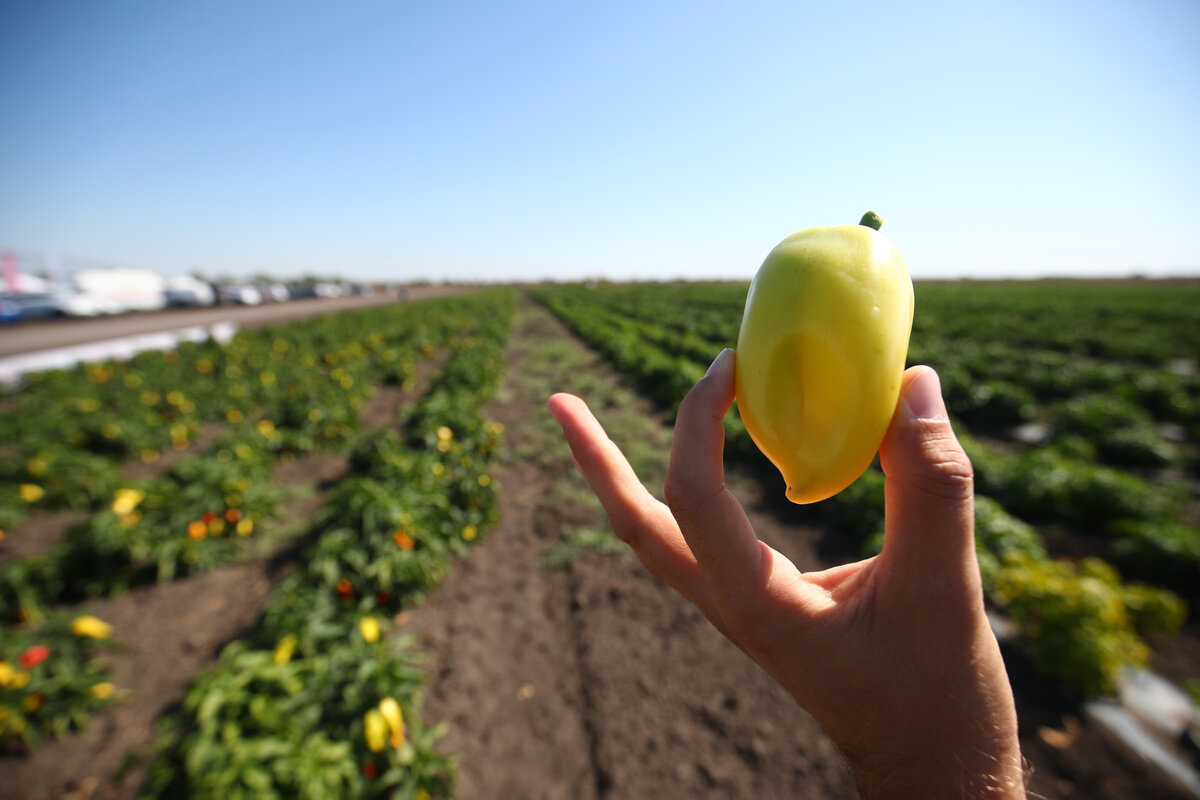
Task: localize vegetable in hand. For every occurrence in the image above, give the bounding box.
[735,211,913,504]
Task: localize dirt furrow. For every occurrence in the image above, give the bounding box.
[405,299,859,798]
[405,393,598,797]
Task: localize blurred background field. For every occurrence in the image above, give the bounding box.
[1,279,1198,798]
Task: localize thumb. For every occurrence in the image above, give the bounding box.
[877,366,977,577]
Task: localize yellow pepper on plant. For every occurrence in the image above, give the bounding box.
[363,709,388,753]
[112,488,146,515]
[359,617,381,644]
[19,484,44,504]
[378,697,405,748]
[71,615,114,639]
[273,634,298,666]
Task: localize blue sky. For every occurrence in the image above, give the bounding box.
[1,0,1197,283]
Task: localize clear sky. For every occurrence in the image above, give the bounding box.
[1,0,1198,283]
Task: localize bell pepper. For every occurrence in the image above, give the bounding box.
[736,211,913,504]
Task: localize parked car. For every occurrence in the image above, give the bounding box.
[314,282,344,298]
[71,268,167,314]
[53,291,105,317]
[217,284,263,305]
[288,283,318,299]
[256,282,290,303]
[0,293,66,322]
[164,275,217,307]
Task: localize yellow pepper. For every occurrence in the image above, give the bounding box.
[736,212,913,504]
[378,697,405,748]
[71,615,114,640]
[111,488,146,516]
[19,484,44,503]
[273,634,298,666]
[359,617,381,644]
[363,709,389,753]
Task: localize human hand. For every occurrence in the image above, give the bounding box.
[547,350,1025,799]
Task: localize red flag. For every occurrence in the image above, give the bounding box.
[1,252,18,292]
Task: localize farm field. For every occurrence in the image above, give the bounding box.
[1,281,1199,798]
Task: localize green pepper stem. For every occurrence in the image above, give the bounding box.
[859,211,883,231]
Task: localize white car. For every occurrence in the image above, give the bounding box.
[218,284,263,305]
[71,268,167,314]
[164,275,216,307]
[54,291,104,316]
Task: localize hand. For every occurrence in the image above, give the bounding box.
[547,350,1025,799]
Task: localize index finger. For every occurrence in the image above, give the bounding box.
[664,350,767,594]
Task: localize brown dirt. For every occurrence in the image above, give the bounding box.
[0,510,86,567]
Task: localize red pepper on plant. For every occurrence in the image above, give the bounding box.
[19,644,50,669]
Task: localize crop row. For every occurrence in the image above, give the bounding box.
[144,290,515,797]
[534,282,1193,697]
[0,300,460,525]
[0,300,476,627]
[0,290,513,784]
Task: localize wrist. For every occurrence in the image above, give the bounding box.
[840,712,1025,800]
[829,668,1026,800]
[849,749,1025,800]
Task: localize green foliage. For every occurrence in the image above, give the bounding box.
[0,613,118,748]
[1108,519,1200,587]
[974,495,1047,589]
[992,555,1152,697]
[811,468,886,549]
[1050,393,1175,467]
[143,639,451,800]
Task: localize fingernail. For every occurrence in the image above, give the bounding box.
[705,348,734,378]
[904,367,948,421]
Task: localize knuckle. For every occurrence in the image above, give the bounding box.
[913,429,975,500]
[662,469,697,515]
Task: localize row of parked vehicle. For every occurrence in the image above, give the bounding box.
[0,268,368,323]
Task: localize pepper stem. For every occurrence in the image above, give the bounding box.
[859,211,882,231]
